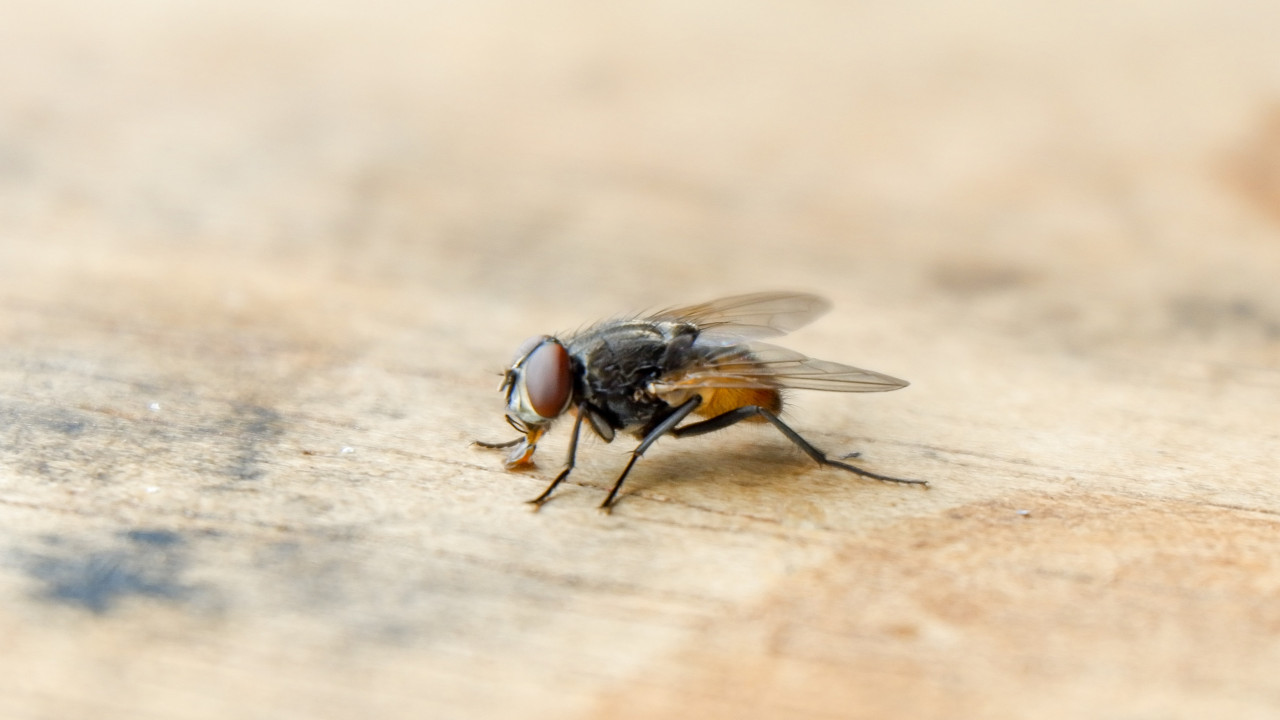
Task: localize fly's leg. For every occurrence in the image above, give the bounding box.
[527,406,588,509]
[473,438,523,449]
[672,406,927,487]
[474,414,531,449]
[598,397,702,513]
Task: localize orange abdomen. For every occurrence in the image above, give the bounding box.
[695,387,782,419]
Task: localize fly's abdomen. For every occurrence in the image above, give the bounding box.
[693,387,782,418]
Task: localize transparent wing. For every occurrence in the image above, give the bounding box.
[651,342,908,394]
[649,291,831,343]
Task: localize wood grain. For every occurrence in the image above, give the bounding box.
[3,1,1280,718]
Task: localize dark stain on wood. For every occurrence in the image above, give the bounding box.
[21,529,200,614]
[224,404,285,481]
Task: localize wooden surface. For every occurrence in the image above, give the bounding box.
[3,2,1280,718]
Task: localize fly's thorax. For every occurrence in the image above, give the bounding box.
[565,321,690,389]
[563,319,699,431]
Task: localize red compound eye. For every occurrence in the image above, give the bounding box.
[522,340,572,419]
[511,335,547,364]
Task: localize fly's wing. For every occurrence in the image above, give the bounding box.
[650,292,831,344]
[651,342,908,394]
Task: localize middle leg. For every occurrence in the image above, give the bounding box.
[598,397,703,512]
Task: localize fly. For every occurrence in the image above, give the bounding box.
[475,291,926,512]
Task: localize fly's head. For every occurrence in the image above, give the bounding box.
[498,335,574,467]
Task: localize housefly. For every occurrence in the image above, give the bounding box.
[475,291,925,512]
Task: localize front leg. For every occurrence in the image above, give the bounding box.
[527,404,589,508]
[474,414,542,467]
[473,438,522,449]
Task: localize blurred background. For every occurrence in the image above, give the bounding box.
[7,1,1279,297]
[3,1,1280,718]
[5,1,1280,378]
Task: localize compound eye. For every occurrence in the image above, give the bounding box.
[512,335,549,364]
[522,340,572,419]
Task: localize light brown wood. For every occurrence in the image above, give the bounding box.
[3,2,1280,718]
